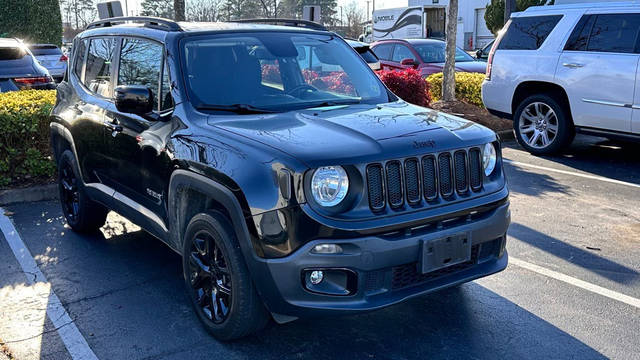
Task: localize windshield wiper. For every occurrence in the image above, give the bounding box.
[195,103,277,114]
[305,99,361,108]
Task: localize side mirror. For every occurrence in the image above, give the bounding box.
[114,85,154,116]
[476,50,483,59]
[401,58,418,68]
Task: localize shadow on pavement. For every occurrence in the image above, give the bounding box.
[509,222,639,285]
[503,161,570,196]
[503,136,640,186]
[3,202,607,360]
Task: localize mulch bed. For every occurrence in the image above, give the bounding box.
[430,100,513,132]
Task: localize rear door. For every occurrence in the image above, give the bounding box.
[557,13,640,133]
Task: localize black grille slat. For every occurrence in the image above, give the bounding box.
[404,158,420,204]
[469,148,482,191]
[422,156,437,201]
[438,153,453,197]
[386,161,404,208]
[454,151,468,193]
[366,165,385,211]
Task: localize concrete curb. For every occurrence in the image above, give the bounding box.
[0,184,58,206]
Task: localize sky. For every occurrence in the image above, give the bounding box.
[120,0,408,18]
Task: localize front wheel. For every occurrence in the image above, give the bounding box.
[513,94,574,155]
[182,211,269,341]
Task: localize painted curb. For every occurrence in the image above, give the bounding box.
[0,184,58,206]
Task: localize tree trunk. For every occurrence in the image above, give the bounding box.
[442,0,458,102]
[174,0,185,21]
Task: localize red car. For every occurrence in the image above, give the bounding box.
[371,38,487,77]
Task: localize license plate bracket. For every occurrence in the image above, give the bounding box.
[420,233,472,274]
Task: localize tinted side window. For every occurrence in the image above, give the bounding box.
[85,38,114,97]
[372,44,393,60]
[588,14,640,53]
[565,15,596,51]
[392,45,417,62]
[73,40,86,80]
[118,38,163,110]
[498,15,563,50]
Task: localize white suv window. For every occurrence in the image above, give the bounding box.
[498,15,563,50]
[566,14,640,54]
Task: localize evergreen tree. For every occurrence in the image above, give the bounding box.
[0,0,63,45]
[485,0,553,34]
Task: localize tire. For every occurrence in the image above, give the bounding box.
[513,94,575,155]
[57,150,108,232]
[182,211,269,341]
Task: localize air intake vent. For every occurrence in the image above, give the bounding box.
[438,153,453,197]
[404,158,420,204]
[386,161,404,208]
[366,165,385,211]
[454,151,468,193]
[468,148,483,191]
[422,155,437,201]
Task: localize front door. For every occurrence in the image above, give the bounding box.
[102,37,170,221]
[556,13,640,133]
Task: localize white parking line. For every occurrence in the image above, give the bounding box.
[503,159,640,189]
[510,257,640,309]
[0,208,99,360]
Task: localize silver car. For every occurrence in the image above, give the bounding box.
[29,44,67,82]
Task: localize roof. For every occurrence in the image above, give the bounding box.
[519,1,640,15]
[0,38,22,48]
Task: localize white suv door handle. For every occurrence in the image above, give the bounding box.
[562,62,584,68]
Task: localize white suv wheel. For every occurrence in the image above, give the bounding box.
[518,102,559,149]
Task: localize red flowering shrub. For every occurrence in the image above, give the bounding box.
[301,69,357,96]
[376,68,431,107]
[261,63,282,84]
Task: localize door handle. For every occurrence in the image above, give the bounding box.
[562,62,584,68]
[103,120,123,135]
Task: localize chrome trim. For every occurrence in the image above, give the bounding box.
[632,104,640,110]
[85,183,169,233]
[582,98,630,108]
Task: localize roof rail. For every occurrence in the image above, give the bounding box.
[86,16,182,31]
[230,18,327,31]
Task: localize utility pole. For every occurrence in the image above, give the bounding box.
[366,1,370,21]
[504,0,516,25]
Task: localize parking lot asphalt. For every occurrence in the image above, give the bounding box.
[1,135,639,360]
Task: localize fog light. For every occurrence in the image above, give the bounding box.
[311,244,343,254]
[309,270,324,285]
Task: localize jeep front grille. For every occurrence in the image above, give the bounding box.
[366,147,483,212]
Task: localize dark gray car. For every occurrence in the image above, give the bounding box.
[0,38,56,92]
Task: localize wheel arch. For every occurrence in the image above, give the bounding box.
[168,170,261,261]
[49,121,76,163]
[511,81,573,125]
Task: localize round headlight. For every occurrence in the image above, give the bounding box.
[311,166,349,207]
[482,143,497,176]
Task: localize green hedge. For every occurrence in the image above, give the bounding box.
[0,90,56,187]
[0,0,63,46]
[426,72,486,108]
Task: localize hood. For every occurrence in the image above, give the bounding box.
[208,102,496,167]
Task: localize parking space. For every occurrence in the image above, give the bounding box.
[1,136,639,359]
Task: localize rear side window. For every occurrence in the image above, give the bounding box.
[564,15,596,51]
[392,45,417,62]
[29,45,62,56]
[372,44,393,60]
[498,15,563,50]
[0,46,27,60]
[118,38,164,111]
[73,40,87,79]
[84,38,115,97]
[356,48,379,63]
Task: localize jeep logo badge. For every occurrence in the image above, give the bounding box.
[413,140,436,149]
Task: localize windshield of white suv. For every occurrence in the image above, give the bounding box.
[181,32,391,113]
[414,43,475,63]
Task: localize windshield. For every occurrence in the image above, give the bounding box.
[181,32,390,113]
[414,43,475,63]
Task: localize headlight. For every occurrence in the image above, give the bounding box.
[311,166,349,207]
[482,143,497,176]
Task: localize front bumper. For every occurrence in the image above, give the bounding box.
[252,199,510,318]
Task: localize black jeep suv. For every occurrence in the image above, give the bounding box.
[51,17,510,340]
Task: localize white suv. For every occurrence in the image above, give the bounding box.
[482,2,640,154]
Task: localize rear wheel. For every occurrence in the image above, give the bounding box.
[514,94,574,155]
[57,150,108,232]
[182,211,269,341]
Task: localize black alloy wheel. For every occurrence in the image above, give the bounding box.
[188,230,233,324]
[59,159,80,223]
